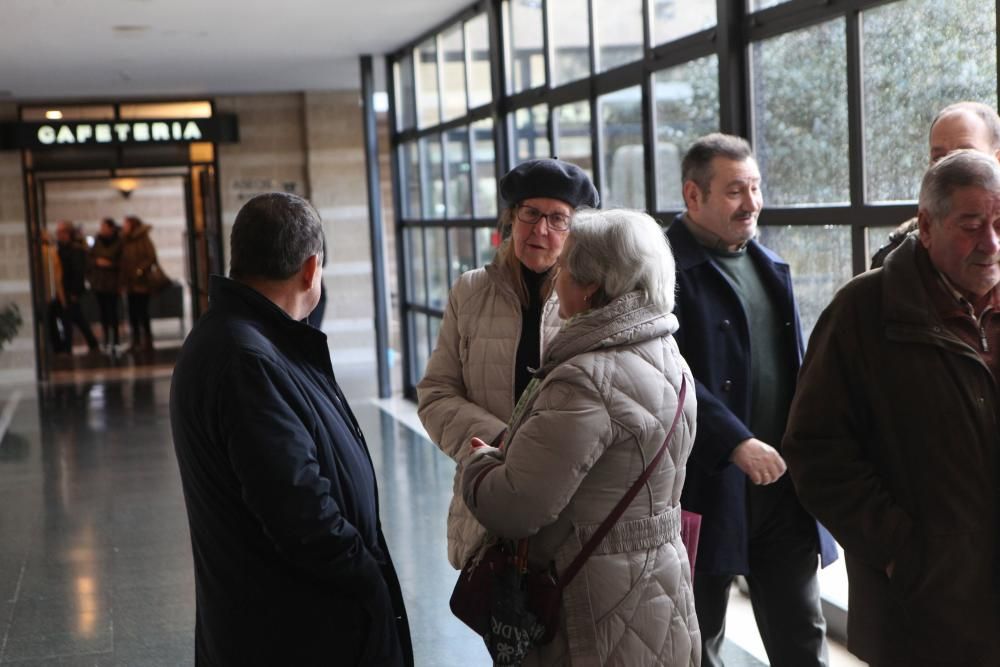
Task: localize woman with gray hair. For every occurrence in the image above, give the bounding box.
[461,209,700,665]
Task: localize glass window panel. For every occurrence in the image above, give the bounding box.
[472,119,498,217]
[21,104,115,121]
[421,135,445,219]
[476,227,499,267]
[119,101,212,118]
[505,0,545,93]
[393,54,417,130]
[445,127,472,218]
[412,312,430,382]
[554,101,593,181]
[415,39,441,128]
[651,0,716,46]
[750,0,791,9]
[752,19,849,207]
[863,0,996,203]
[599,86,645,208]
[549,0,591,86]
[512,104,550,163]
[426,227,449,310]
[449,228,476,284]
[466,14,493,108]
[401,142,421,219]
[441,24,468,121]
[653,55,720,210]
[406,227,426,305]
[594,0,643,72]
[757,225,853,341]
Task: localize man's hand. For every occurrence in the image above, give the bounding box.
[730,437,787,485]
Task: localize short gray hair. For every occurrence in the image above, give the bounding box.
[929,101,1000,152]
[563,208,675,313]
[230,192,324,280]
[919,149,1000,223]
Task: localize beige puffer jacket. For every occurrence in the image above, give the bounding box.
[463,291,700,666]
[416,257,561,569]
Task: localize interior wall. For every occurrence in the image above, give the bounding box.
[0,103,34,383]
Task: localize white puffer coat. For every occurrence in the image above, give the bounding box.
[416,257,561,569]
[462,292,700,666]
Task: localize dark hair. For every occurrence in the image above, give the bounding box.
[230,192,324,281]
[681,133,754,198]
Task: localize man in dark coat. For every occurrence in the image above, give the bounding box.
[55,220,99,353]
[667,134,837,667]
[170,192,413,666]
[785,150,1000,665]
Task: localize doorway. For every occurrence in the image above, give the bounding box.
[26,168,221,381]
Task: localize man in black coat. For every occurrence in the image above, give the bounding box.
[170,192,412,666]
[55,220,99,353]
[668,134,836,667]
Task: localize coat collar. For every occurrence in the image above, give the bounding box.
[207,275,331,366]
[540,291,676,373]
[668,213,787,275]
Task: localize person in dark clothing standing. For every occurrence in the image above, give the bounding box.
[119,215,159,354]
[55,220,99,354]
[88,217,123,352]
[170,192,413,667]
[667,134,837,667]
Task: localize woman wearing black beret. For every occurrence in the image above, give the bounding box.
[416,158,599,570]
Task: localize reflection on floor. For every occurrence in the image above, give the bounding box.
[0,375,768,666]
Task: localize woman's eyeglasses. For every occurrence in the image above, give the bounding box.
[516,205,571,231]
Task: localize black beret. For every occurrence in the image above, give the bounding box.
[499,158,600,209]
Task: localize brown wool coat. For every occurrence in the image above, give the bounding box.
[119,223,159,294]
[784,236,1000,666]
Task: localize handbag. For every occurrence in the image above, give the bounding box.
[138,261,172,294]
[451,379,688,663]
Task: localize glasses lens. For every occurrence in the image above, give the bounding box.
[548,214,570,231]
[518,206,542,224]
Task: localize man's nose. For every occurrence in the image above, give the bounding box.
[979,223,1000,255]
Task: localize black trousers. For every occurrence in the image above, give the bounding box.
[127,292,152,347]
[95,291,120,346]
[695,476,828,667]
[59,297,98,351]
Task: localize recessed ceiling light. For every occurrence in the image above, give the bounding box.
[112,25,151,33]
[45,110,63,120]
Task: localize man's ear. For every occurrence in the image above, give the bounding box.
[917,209,933,248]
[682,180,702,215]
[301,253,322,289]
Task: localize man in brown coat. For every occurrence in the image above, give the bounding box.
[784,149,1000,666]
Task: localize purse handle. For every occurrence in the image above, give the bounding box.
[552,377,688,590]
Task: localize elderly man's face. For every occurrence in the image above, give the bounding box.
[920,185,1000,299]
[929,111,997,164]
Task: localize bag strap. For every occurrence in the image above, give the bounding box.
[553,377,687,590]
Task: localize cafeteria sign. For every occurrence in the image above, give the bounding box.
[0,115,239,149]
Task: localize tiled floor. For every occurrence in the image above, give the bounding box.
[0,372,775,666]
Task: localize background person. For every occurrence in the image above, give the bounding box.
[871,101,1000,268]
[461,209,699,666]
[170,192,413,666]
[119,214,159,354]
[88,217,123,353]
[784,150,1000,666]
[55,220,99,354]
[417,158,599,570]
[667,133,836,667]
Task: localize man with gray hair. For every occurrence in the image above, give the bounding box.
[170,192,413,666]
[785,149,1000,665]
[871,100,1000,267]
